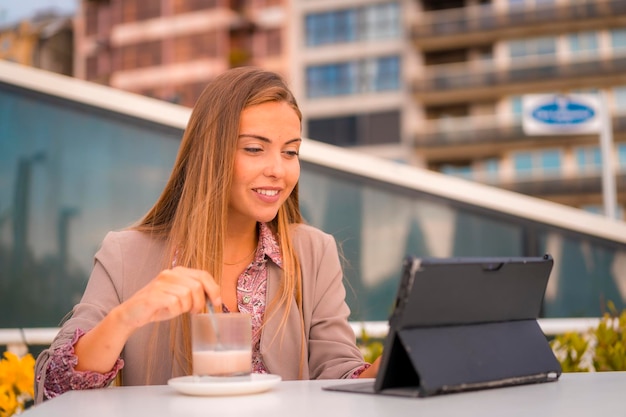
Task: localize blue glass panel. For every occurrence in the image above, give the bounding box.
[569,31,599,53]
[592,147,602,165]
[541,149,562,171]
[2,82,625,328]
[610,28,626,48]
[514,152,533,173]
[511,96,523,115]
[618,143,626,167]
[0,87,181,327]
[374,56,400,91]
[484,158,499,173]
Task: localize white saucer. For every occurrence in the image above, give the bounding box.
[168,374,282,396]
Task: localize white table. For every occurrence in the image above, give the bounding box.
[22,372,626,417]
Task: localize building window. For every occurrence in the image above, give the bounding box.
[174,0,218,13]
[86,55,98,80]
[85,3,99,37]
[305,9,355,46]
[122,0,161,23]
[305,2,399,47]
[307,62,353,97]
[118,41,162,70]
[508,37,556,58]
[482,158,500,182]
[510,96,523,116]
[575,146,602,174]
[362,3,401,40]
[569,31,599,56]
[373,56,400,91]
[264,28,282,57]
[610,28,626,49]
[618,143,626,170]
[441,164,473,179]
[172,32,218,62]
[613,86,626,111]
[513,149,562,178]
[508,0,556,8]
[306,56,400,98]
[307,110,400,146]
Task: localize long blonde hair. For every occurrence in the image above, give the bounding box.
[133,67,303,379]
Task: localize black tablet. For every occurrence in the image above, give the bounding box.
[324,254,562,397]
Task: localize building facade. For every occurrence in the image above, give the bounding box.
[75,0,288,106]
[0,13,73,76]
[73,0,626,218]
[410,0,626,218]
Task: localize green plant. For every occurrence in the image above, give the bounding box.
[551,302,626,372]
[357,327,384,364]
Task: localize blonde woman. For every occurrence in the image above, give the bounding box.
[35,67,378,402]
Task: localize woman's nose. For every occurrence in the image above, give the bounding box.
[263,152,285,178]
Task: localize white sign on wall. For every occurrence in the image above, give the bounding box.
[522,94,601,136]
[522,92,618,220]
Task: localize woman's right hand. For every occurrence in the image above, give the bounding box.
[73,266,220,373]
[113,266,222,333]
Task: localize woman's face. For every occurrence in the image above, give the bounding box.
[228,101,301,227]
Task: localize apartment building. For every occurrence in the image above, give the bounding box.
[411,0,626,218]
[75,0,288,106]
[0,13,73,76]
[74,0,626,217]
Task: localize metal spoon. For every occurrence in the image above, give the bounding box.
[206,300,223,350]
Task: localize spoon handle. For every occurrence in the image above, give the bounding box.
[206,300,221,345]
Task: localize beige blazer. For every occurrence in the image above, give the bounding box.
[35,224,366,402]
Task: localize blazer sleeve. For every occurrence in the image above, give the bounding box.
[34,232,125,402]
[299,227,367,379]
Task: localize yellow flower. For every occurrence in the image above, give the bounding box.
[0,352,35,400]
[0,352,35,417]
[0,383,18,417]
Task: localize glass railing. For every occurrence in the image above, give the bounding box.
[2,60,626,331]
[413,0,625,39]
[416,112,626,146]
[413,51,626,94]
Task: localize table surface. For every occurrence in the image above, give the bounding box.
[22,372,626,417]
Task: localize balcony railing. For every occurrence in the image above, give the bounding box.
[416,114,524,147]
[413,0,626,47]
[413,51,626,101]
[415,112,626,147]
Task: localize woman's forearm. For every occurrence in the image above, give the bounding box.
[73,306,135,373]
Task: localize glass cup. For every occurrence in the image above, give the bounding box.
[191,312,252,378]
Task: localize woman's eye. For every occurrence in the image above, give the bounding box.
[244,147,262,154]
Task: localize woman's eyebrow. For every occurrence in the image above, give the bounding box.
[238,134,302,144]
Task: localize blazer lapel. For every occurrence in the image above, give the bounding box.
[260,262,306,379]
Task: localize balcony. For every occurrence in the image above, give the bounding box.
[415,113,626,150]
[501,172,626,197]
[413,50,626,105]
[412,0,626,51]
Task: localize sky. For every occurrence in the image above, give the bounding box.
[0,0,78,25]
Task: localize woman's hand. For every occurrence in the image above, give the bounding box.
[74,266,220,373]
[113,266,222,333]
